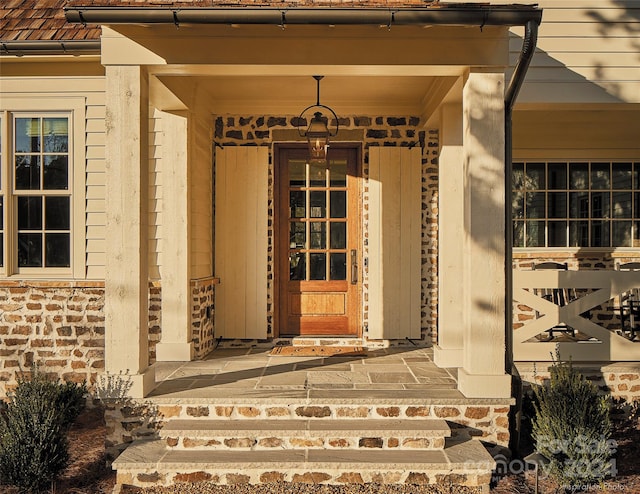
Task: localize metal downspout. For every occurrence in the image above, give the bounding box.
[504,19,539,370]
[503,19,539,451]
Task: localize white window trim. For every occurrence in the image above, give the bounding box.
[0,97,86,279]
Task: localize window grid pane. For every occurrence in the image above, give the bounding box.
[288,158,348,281]
[513,161,640,248]
[13,115,71,268]
[0,117,3,268]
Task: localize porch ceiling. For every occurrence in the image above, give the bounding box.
[153,73,460,119]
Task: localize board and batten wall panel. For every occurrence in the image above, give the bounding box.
[214,147,268,339]
[190,112,214,279]
[368,147,422,340]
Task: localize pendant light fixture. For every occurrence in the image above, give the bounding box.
[297,76,339,163]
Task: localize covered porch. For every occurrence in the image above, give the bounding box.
[81,5,544,402]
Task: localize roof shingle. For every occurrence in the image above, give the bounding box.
[2,0,459,43]
[1,0,100,42]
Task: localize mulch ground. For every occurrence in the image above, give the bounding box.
[0,405,638,494]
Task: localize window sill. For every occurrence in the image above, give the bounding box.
[513,248,640,259]
[0,279,105,288]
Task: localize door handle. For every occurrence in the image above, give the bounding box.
[351,249,358,285]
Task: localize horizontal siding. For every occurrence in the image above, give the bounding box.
[86,199,106,213]
[149,110,163,281]
[86,239,106,253]
[513,109,640,159]
[85,95,106,279]
[86,225,105,240]
[505,0,640,103]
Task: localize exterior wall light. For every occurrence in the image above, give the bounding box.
[298,75,339,163]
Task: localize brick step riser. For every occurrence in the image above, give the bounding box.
[163,435,446,451]
[116,467,491,488]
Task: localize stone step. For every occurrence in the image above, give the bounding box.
[158,418,451,451]
[113,438,495,489]
[288,337,367,347]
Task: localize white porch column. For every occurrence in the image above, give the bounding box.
[434,102,465,368]
[457,69,511,399]
[155,111,195,361]
[104,65,155,398]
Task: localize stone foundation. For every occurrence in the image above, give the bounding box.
[0,281,165,398]
[0,281,106,397]
[517,362,640,403]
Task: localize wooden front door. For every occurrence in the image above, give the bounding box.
[276,145,361,336]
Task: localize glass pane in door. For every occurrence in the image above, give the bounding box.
[288,158,349,281]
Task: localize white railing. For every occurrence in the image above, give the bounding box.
[513,270,640,362]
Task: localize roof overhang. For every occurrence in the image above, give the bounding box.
[1,5,541,56]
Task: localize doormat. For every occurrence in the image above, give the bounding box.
[269,346,366,357]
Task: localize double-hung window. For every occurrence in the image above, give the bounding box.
[513,161,640,248]
[0,113,72,273]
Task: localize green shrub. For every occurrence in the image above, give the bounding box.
[532,358,613,487]
[0,367,87,492]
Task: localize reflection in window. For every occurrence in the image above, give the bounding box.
[330,222,346,249]
[330,253,347,280]
[309,253,326,280]
[0,117,2,266]
[13,115,71,268]
[513,161,640,248]
[290,252,306,280]
[286,155,349,282]
[310,222,326,249]
[290,190,305,218]
[330,160,347,187]
[309,191,326,218]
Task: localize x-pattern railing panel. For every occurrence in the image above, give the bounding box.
[513,270,640,361]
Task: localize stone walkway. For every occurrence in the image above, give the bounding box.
[147,346,465,401]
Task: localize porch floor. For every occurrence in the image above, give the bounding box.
[147,345,467,401]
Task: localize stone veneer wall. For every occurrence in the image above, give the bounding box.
[517,362,640,404]
[0,281,165,398]
[103,400,512,461]
[0,281,106,397]
[148,283,162,363]
[214,115,439,343]
[191,277,217,359]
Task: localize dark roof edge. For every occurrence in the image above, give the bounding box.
[63,6,542,27]
[1,40,101,57]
